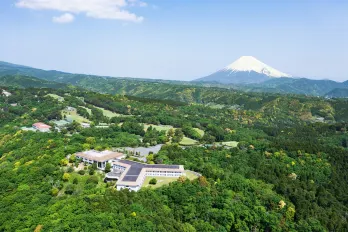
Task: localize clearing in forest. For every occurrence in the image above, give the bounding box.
[220,141,239,148]
[144,124,174,133]
[46,94,64,102]
[179,137,199,146]
[62,109,90,123]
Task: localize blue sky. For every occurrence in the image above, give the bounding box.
[0,0,347,81]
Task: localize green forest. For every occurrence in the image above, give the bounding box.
[0,85,348,231]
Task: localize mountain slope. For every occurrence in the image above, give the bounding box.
[242,78,347,96]
[0,75,68,89]
[194,56,291,84]
[325,88,348,98]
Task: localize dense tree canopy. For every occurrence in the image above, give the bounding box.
[0,86,347,231]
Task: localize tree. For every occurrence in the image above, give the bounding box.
[60,158,69,166]
[86,137,96,145]
[62,173,70,182]
[51,187,59,196]
[69,154,76,163]
[172,129,184,143]
[65,184,75,195]
[168,128,175,137]
[105,163,111,173]
[149,178,157,185]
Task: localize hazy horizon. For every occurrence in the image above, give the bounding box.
[0,0,347,81]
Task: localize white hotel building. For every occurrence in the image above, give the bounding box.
[75,150,125,170]
[111,160,185,192]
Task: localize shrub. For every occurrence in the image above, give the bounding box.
[62,173,70,182]
[149,178,157,185]
[51,187,59,196]
[67,166,74,173]
[65,184,75,195]
[69,154,76,163]
[60,159,68,166]
[78,170,85,175]
[73,178,78,185]
[89,168,95,175]
[86,176,99,185]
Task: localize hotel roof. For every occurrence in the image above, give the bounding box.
[75,150,125,162]
[33,122,51,129]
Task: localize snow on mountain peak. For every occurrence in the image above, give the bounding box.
[223,56,291,78]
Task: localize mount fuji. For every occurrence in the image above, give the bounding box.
[194,56,292,84]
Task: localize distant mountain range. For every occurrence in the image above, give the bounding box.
[0,60,347,98]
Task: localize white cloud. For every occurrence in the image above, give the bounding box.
[16,0,145,23]
[52,13,74,23]
[128,0,147,7]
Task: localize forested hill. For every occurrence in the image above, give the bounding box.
[0,75,69,89]
[1,61,348,97]
[1,74,348,123]
[0,87,348,231]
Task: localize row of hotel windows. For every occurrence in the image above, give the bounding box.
[146,171,183,177]
[113,164,126,171]
[79,157,95,164]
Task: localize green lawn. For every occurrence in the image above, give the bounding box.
[62,110,90,123]
[185,170,200,180]
[179,136,199,146]
[142,171,199,189]
[220,141,239,148]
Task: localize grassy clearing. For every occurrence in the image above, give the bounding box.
[184,170,200,180]
[46,94,64,102]
[220,141,239,148]
[80,105,130,118]
[193,128,205,136]
[144,124,174,133]
[62,110,90,123]
[95,106,124,118]
[180,137,199,146]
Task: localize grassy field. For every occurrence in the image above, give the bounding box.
[193,128,205,136]
[95,106,124,118]
[220,141,239,148]
[185,170,200,180]
[144,124,174,133]
[81,105,130,118]
[179,136,199,146]
[142,170,199,189]
[46,94,64,102]
[62,110,90,123]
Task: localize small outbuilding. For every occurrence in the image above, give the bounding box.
[32,122,52,132]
